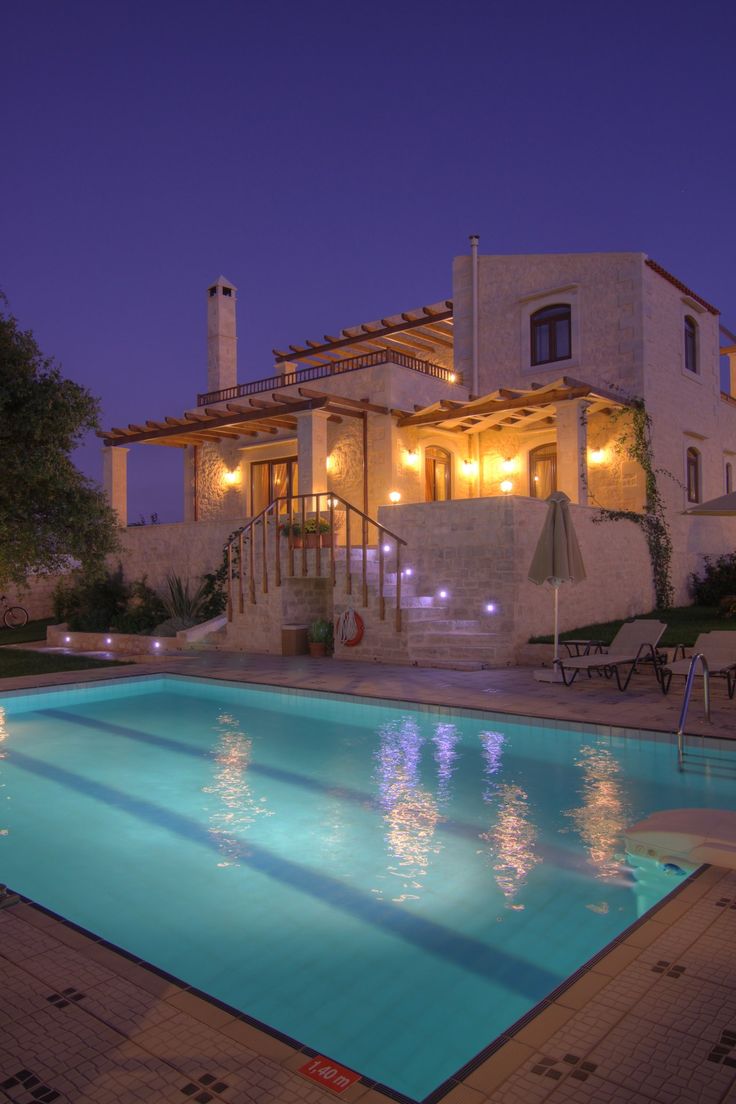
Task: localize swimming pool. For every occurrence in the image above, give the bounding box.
[0,674,732,1100]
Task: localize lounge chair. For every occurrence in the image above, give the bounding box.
[662,631,736,697]
[557,619,668,691]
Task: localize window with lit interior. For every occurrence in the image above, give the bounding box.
[530,304,571,366]
[529,443,557,498]
[686,447,701,504]
[425,447,451,501]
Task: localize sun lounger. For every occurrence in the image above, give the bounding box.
[557,619,667,691]
[662,631,736,697]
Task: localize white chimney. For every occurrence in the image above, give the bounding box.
[207,276,237,393]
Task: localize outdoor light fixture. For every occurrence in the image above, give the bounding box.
[326,454,335,472]
[485,602,496,613]
[590,448,605,464]
[153,641,161,649]
[64,635,71,643]
[389,490,401,503]
[405,449,419,468]
[439,589,448,599]
[405,567,413,576]
[501,458,515,473]
[462,458,478,476]
[105,637,112,645]
[448,372,457,383]
[326,496,338,508]
[222,469,240,486]
[500,480,513,493]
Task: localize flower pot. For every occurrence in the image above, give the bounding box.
[304,533,320,549]
[321,532,335,548]
[309,642,327,657]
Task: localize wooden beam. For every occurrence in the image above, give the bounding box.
[398,386,594,428]
[274,308,453,363]
[297,387,389,415]
[104,397,328,445]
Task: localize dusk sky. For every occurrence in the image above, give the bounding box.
[4,0,735,522]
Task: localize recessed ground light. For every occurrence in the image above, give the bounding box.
[64,635,71,643]
[439,589,448,599]
[383,544,391,553]
[486,603,496,613]
[405,567,413,576]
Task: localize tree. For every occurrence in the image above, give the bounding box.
[0,298,120,588]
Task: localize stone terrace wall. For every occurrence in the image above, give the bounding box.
[379,496,654,664]
[116,519,236,591]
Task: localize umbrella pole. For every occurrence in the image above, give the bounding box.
[553,583,560,665]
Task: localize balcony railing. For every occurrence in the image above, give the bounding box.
[198,349,460,406]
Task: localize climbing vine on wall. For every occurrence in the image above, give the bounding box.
[592,400,674,610]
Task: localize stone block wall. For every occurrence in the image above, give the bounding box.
[116,518,236,590]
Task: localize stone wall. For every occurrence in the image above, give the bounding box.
[4,573,68,620]
[116,518,235,590]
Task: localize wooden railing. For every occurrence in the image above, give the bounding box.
[225,493,407,631]
[198,349,460,406]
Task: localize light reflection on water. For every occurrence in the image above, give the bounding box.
[0,707,7,840]
[478,731,540,909]
[564,745,630,881]
[373,717,440,901]
[203,712,272,867]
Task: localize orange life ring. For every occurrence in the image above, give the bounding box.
[336,609,365,647]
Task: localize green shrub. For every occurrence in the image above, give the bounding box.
[689,553,736,606]
[53,565,129,632]
[162,573,211,622]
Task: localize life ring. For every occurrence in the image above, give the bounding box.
[336,609,365,647]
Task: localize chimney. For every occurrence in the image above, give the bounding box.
[207,276,237,393]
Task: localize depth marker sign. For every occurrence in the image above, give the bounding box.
[298,1055,361,1094]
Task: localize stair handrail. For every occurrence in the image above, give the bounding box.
[224,492,407,631]
[676,652,711,769]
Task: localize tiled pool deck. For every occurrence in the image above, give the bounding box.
[2,651,736,1104]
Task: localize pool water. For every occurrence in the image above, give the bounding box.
[1,676,733,1099]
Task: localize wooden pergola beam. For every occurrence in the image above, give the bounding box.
[398,385,597,428]
[102,396,328,445]
[274,307,453,363]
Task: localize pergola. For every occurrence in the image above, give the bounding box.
[398,376,628,434]
[272,300,454,368]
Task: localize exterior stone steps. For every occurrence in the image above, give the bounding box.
[409,633,498,653]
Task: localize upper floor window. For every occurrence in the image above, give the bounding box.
[684,316,698,373]
[531,304,571,366]
[686,447,701,503]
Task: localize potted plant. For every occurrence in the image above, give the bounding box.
[279,521,303,548]
[303,518,333,548]
[308,618,334,657]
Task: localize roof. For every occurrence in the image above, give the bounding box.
[645,258,719,315]
[273,300,453,367]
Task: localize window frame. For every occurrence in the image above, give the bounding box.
[250,455,298,515]
[530,304,572,367]
[684,315,698,374]
[424,446,452,502]
[686,446,701,504]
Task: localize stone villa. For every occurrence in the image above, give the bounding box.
[100,245,736,666]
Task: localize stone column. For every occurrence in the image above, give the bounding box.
[296,410,330,496]
[102,446,129,527]
[724,345,736,398]
[556,400,588,505]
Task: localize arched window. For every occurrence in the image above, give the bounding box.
[531,304,571,366]
[726,462,732,495]
[529,443,557,498]
[684,316,698,373]
[425,446,451,501]
[686,447,700,503]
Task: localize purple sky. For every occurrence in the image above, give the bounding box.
[4,0,735,522]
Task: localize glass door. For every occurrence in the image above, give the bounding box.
[250,457,298,514]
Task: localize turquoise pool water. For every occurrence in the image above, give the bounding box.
[0,675,733,1099]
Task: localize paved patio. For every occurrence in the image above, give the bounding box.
[1,651,736,1104]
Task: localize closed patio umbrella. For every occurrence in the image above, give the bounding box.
[529,491,586,678]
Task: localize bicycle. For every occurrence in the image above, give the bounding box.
[0,596,29,629]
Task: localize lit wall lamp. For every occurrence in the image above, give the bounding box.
[404,449,419,469]
[326,454,335,472]
[501,457,516,473]
[222,469,241,487]
[500,480,513,494]
[462,458,478,477]
[589,447,606,465]
[388,490,401,503]
[448,372,457,383]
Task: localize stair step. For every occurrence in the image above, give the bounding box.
[411,619,481,632]
[410,633,498,651]
[410,657,488,671]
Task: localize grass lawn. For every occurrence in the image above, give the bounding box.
[530,605,732,648]
[0,617,55,646]
[0,649,129,679]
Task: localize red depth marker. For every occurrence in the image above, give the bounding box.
[298,1055,361,1094]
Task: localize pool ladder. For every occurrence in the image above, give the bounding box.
[676,653,710,769]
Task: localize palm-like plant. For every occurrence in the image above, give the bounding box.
[163,573,212,622]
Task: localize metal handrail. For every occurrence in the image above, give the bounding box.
[197,349,460,406]
[676,653,711,769]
